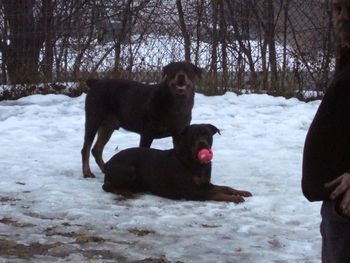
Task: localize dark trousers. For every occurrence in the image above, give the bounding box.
[321,201,350,263]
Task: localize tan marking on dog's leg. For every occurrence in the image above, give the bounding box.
[211,192,245,203]
[82,141,95,178]
[92,125,114,173]
[211,184,252,197]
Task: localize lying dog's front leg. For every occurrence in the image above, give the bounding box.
[184,185,250,203]
[209,192,246,203]
[211,184,252,197]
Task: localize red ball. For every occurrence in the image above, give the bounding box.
[197,148,213,163]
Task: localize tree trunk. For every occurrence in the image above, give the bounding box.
[281,0,289,91]
[320,0,333,93]
[218,1,228,89]
[226,0,258,89]
[194,0,204,66]
[1,0,53,84]
[72,5,95,79]
[114,0,133,74]
[265,0,278,91]
[41,0,55,82]
[210,0,219,90]
[176,0,191,62]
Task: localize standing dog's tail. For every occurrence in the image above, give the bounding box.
[86,78,98,88]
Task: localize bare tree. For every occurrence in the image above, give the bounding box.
[209,0,219,90]
[226,0,258,89]
[0,0,54,84]
[71,2,96,79]
[265,0,278,90]
[0,0,339,100]
[176,0,191,62]
[194,0,205,66]
[218,0,228,88]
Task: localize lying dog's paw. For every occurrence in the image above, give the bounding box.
[230,195,245,203]
[237,190,253,197]
[225,187,252,197]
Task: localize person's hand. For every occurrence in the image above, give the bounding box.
[325,172,350,217]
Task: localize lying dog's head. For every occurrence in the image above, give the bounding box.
[162,61,202,96]
[174,124,220,164]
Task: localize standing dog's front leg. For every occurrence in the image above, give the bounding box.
[140,134,154,148]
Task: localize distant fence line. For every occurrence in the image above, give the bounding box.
[0,0,335,99]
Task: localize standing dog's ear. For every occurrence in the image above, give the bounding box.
[161,72,168,82]
[191,64,202,79]
[162,62,173,80]
[162,65,169,80]
[207,124,221,135]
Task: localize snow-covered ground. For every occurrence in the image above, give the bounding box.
[0,91,321,262]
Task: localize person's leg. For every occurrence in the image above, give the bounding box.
[321,201,350,263]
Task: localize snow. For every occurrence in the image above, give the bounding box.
[0,91,322,262]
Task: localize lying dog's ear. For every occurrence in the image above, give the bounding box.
[207,124,221,135]
[179,125,190,136]
[173,125,189,147]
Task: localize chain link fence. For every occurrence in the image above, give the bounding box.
[0,0,335,100]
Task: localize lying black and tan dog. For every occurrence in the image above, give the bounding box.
[103,124,252,203]
[81,61,201,178]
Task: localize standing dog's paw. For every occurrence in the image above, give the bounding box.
[84,172,96,178]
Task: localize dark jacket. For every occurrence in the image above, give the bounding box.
[302,66,350,201]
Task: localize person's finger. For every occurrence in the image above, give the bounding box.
[331,183,348,200]
[340,191,350,217]
[325,176,342,189]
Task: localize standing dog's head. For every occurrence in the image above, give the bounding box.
[162,61,202,96]
[174,124,220,164]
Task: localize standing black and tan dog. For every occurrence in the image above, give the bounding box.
[103,124,252,202]
[82,62,201,178]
